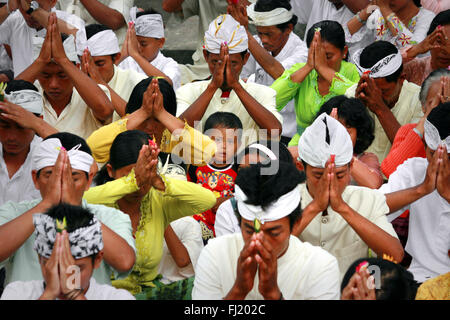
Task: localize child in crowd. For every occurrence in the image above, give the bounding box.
[1,203,135,300]
[118,8,181,90]
[187,112,242,242]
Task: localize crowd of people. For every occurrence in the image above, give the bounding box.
[0,0,448,301]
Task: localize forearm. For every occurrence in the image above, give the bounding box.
[291,201,322,237]
[79,0,126,30]
[58,59,114,121]
[351,157,383,189]
[103,83,127,118]
[224,285,248,300]
[14,59,45,82]
[373,106,401,144]
[338,204,404,262]
[385,184,428,213]
[379,6,398,36]
[0,5,9,25]
[156,109,184,133]
[0,201,51,262]
[290,64,313,84]
[31,9,78,36]
[247,32,285,80]
[162,0,184,12]
[131,54,173,86]
[100,223,135,273]
[347,15,365,35]
[233,83,282,136]
[316,65,340,86]
[179,84,217,127]
[164,225,191,268]
[33,117,58,139]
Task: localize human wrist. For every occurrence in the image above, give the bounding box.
[225,284,249,300]
[39,289,58,300]
[263,288,283,300]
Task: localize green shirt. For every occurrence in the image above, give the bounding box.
[0,199,136,286]
[271,61,360,146]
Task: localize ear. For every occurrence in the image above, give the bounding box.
[342,45,349,60]
[106,163,114,179]
[32,170,41,190]
[158,38,166,48]
[113,52,121,63]
[203,49,209,62]
[93,251,104,269]
[242,51,250,65]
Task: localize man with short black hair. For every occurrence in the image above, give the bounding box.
[346,40,424,162]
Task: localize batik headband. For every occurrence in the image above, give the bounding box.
[4,89,43,115]
[247,3,293,26]
[234,184,301,224]
[424,119,450,151]
[33,214,103,259]
[353,49,403,78]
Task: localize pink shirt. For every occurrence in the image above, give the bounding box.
[420,0,450,14]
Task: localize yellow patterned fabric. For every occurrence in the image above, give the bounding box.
[83,170,216,295]
[86,117,217,166]
[415,272,450,300]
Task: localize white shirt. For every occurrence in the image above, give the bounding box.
[345,80,423,163]
[0,10,84,77]
[192,234,341,300]
[299,183,399,280]
[241,33,308,138]
[118,52,182,90]
[378,157,450,283]
[215,198,240,237]
[175,79,282,147]
[56,0,134,47]
[0,45,13,72]
[36,83,112,141]
[158,216,204,284]
[0,135,42,206]
[1,278,135,300]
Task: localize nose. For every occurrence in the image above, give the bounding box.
[48,75,60,89]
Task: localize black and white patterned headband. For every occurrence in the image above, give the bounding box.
[33,214,103,259]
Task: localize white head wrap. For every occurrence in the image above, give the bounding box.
[247,3,293,27]
[424,119,450,151]
[204,14,248,54]
[298,113,353,168]
[4,90,43,115]
[32,138,94,173]
[129,6,164,38]
[353,48,403,78]
[248,143,278,160]
[33,213,103,259]
[235,184,301,224]
[75,28,120,57]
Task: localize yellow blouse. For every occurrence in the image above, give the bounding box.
[83,171,217,295]
[86,117,217,166]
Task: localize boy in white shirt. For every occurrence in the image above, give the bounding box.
[1,203,135,300]
[118,8,181,90]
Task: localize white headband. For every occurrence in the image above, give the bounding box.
[298,113,354,168]
[32,138,94,173]
[424,119,450,151]
[248,143,278,160]
[204,14,248,54]
[235,184,301,224]
[353,49,403,78]
[247,3,293,26]
[33,214,103,259]
[4,90,43,115]
[129,7,164,38]
[75,29,120,57]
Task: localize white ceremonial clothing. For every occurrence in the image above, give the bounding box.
[118,52,181,90]
[298,183,399,280]
[192,234,341,300]
[175,79,282,147]
[0,10,84,77]
[1,278,135,300]
[378,157,450,283]
[35,83,112,141]
[214,199,240,237]
[158,216,204,284]
[241,33,307,138]
[0,135,42,206]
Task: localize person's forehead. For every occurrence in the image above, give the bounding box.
[92,55,112,63]
[256,25,280,35]
[373,77,396,89]
[41,62,66,74]
[426,79,444,99]
[242,217,288,229]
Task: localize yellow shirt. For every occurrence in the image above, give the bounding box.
[415,272,450,300]
[83,171,217,295]
[86,117,217,166]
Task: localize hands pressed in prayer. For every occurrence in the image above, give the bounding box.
[210,44,227,90]
[40,231,84,300]
[227,0,249,30]
[355,73,388,113]
[35,13,69,65]
[81,49,106,85]
[341,264,376,300]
